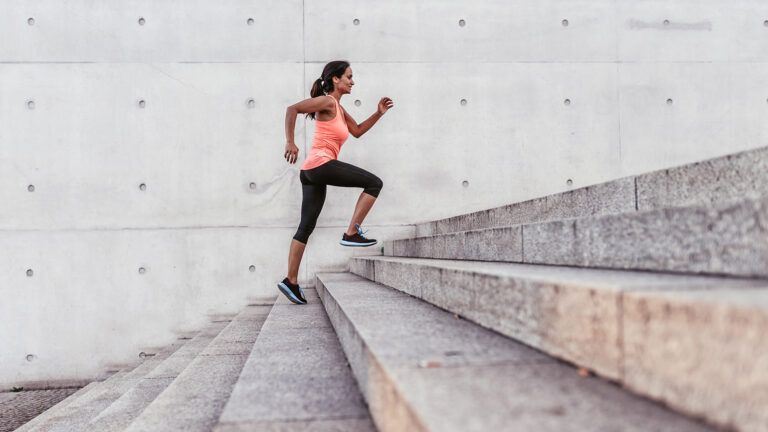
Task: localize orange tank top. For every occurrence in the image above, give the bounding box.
[301,96,350,170]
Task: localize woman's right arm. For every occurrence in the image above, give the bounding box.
[284,96,334,164]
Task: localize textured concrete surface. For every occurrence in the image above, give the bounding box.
[0,388,80,432]
[636,140,768,211]
[415,144,768,237]
[28,340,192,432]
[393,195,768,278]
[85,320,238,432]
[123,305,269,432]
[317,272,714,432]
[393,226,522,261]
[349,257,768,431]
[526,195,768,277]
[350,256,762,380]
[215,290,373,430]
[415,177,635,236]
[623,289,768,432]
[215,417,377,432]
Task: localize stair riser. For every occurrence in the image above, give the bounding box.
[392,196,768,278]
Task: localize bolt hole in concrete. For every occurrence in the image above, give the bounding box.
[460,98,467,106]
[249,265,256,272]
[664,19,670,26]
[462,180,469,188]
[247,18,254,26]
[28,185,35,192]
[139,352,147,359]
[459,19,466,27]
[249,182,257,189]
[27,17,35,25]
[764,19,768,27]
[247,99,256,108]
[138,99,146,108]
[667,98,674,105]
[561,19,569,27]
[27,100,35,110]
[26,269,34,277]
[353,18,360,26]
[354,99,361,106]
[138,17,146,26]
[564,98,571,106]
[139,267,146,274]
[26,354,36,362]
[567,179,574,186]
[139,183,147,191]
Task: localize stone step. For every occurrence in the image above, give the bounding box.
[349,256,768,432]
[84,318,238,432]
[123,303,272,432]
[417,145,768,237]
[214,289,375,431]
[389,195,768,278]
[316,272,716,432]
[28,336,196,432]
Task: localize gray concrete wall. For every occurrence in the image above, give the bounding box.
[1,0,766,385]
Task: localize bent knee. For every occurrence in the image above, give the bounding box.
[364,176,383,197]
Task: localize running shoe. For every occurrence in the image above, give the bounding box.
[277,277,307,304]
[340,224,377,247]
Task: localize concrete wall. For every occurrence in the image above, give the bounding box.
[1,0,766,386]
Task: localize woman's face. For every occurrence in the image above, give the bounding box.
[334,67,354,94]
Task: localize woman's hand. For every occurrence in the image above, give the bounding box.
[284,142,299,164]
[378,97,394,115]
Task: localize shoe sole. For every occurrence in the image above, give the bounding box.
[277,282,306,304]
[339,240,378,247]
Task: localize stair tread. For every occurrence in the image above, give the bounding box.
[215,289,374,431]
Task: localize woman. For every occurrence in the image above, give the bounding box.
[278,60,394,305]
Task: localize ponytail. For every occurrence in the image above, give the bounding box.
[306,60,350,120]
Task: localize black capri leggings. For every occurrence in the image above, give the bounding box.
[293,160,383,244]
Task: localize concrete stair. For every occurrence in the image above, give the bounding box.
[349,256,768,431]
[316,272,714,432]
[389,195,768,278]
[369,145,768,431]
[215,289,375,431]
[16,303,272,432]
[18,294,378,432]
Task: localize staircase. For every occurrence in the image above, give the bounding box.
[14,146,767,432]
[346,145,768,432]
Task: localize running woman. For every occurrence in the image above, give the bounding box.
[278,60,394,305]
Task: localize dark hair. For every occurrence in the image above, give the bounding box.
[307,60,350,120]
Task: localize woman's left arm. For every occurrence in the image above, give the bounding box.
[344,97,394,138]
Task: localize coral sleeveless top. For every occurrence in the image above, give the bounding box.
[301,96,350,170]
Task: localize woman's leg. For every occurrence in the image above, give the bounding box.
[346,192,378,236]
[289,173,327,283]
[286,239,306,285]
[307,160,383,235]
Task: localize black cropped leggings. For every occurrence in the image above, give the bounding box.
[293,160,383,244]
